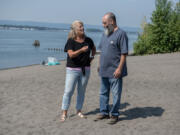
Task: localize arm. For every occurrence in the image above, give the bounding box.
[90,45,96,63]
[114,31,128,78]
[67,46,88,58]
[91,45,96,57]
[113,54,127,78]
[97,53,101,72]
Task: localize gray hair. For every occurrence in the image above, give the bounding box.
[105,12,117,24]
[68,20,84,39]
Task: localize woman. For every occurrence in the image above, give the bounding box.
[61,20,96,122]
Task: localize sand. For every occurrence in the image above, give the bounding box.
[0,53,180,135]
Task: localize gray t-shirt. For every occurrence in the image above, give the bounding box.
[98,28,128,78]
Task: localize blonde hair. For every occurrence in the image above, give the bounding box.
[68,20,84,39]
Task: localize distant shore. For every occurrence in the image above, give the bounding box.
[0,24,103,32]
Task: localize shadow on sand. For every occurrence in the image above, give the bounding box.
[84,102,165,122]
[119,107,164,121]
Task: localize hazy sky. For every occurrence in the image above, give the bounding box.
[0,0,178,27]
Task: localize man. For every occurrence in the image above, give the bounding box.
[95,12,128,124]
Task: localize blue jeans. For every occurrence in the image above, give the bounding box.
[100,77,123,116]
[61,68,90,110]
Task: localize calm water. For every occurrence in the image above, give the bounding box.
[0,28,138,69]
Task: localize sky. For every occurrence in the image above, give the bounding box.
[0,0,178,27]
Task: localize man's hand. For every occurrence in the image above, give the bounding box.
[113,68,122,78]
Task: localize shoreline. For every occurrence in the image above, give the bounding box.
[0,63,40,71]
[0,59,66,71]
[1,52,179,71]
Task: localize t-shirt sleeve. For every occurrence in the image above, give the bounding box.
[64,39,74,52]
[119,31,128,54]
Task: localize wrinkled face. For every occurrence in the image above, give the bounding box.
[75,23,84,36]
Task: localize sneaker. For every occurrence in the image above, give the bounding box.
[94,114,110,121]
[107,116,118,125]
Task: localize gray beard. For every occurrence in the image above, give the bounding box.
[104,28,109,36]
[104,25,114,36]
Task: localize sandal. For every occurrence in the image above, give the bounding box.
[77,112,87,119]
[60,114,67,122]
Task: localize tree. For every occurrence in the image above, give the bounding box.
[134,17,152,54]
[170,2,180,51]
[134,0,180,55]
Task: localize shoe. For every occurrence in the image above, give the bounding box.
[94,114,110,121]
[77,112,87,119]
[60,114,67,122]
[107,116,118,125]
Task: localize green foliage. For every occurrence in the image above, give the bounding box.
[133,0,180,55]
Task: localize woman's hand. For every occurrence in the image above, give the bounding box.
[68,46,88,58]
[81,46,88,52]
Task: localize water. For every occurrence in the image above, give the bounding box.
[0,28,138,69]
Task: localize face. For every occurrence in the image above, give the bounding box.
[102,15,110,28]
[102,15,114,36]
[75,23,84,36]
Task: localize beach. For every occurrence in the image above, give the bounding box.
[0,53,180,135]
